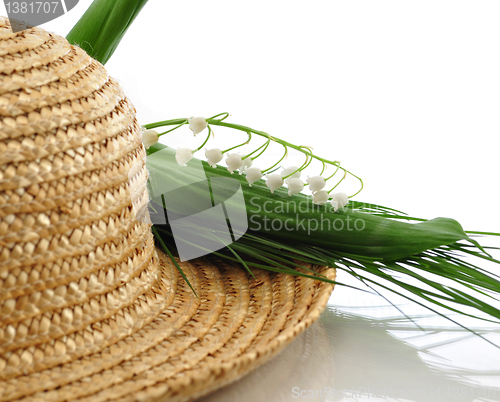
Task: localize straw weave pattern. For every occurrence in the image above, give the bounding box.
[0,14,162,382]
[0,18,336,401]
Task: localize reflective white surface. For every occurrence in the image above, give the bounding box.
[200,236,500,402]
[200,298,500,402]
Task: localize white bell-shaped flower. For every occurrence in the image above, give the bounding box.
[175,148,193,166]
[281,166,301,180]
[225,153,243,174]
[141,129,158,149]
[330,192,349,211]
[266,174,284,194]
[312,190,329,205]
[245,167,262,186]
[287,178,304,196]
[188,116,208,136]
[307,175,326,193]
[205,148,223,167]
[240,157,253,174]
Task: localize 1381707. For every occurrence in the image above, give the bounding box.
[5,2,60,14]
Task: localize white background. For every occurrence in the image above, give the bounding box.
[7,0,497,233]
[2,2,499,400]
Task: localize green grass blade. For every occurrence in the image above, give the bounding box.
[342,266,500,349]
[152,226,198,297]
[225,244,256,279]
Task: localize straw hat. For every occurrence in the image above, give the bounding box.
[0,17,336,401]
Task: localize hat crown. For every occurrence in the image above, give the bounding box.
[0,17,162,379]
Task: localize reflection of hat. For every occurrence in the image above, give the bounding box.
[200,315,335,402]
[0,17,335,401]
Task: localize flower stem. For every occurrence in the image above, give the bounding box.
[282,147,312,179]
[158,121,188,136]
[208,112,230,121]
[320,161,327,176]
[244,139,270,161]
[144,118,187,130]
[262,145,288,173]
[325,164,341,181]
[195,126,212,151]
[145,113,364,197]
[327,170,347,193]
[221,131,252,154]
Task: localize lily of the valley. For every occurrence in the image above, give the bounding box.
[307,175,326,192]
[240,157,253,173]
[281,166,301,181]
[330,192,349,211]
[245,167,262,186]
[188,116,208,136]
[266,174,284,194]
[287,178,304,196]
[176,148,194,166]
[225,153,243,174]
[205,148,223,167]
[142,128,158,149]
[312,190,329,205]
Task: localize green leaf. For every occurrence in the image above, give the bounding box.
[66,0,149,65]
[146,143,469,261]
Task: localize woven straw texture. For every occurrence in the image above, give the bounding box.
[0,17,336,401]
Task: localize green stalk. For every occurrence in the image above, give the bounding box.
[66,0,149,65]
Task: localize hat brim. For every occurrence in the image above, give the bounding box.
[4,249,334,401]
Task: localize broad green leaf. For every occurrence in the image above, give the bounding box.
[67,0,149,65]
